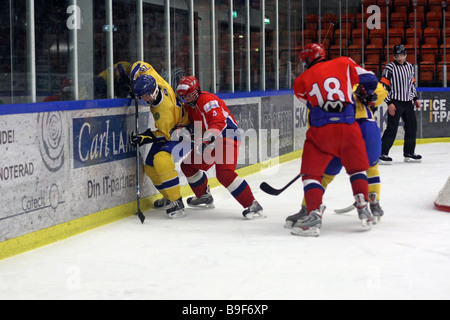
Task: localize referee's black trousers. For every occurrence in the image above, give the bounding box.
[381,100,418,156]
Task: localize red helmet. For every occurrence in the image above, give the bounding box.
[300,43,326,68]
[177,76,200,107]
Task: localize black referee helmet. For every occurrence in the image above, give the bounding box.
[393,44,406,56]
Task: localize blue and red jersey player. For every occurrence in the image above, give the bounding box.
[291,43,379,236]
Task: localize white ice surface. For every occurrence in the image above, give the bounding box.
[1,143,450,300]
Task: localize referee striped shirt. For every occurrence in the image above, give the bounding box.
[380,60,418,104]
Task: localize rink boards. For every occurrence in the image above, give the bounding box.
[0,89,449,259]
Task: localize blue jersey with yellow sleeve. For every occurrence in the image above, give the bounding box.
[353,83,388,120]
[130,61,190,141]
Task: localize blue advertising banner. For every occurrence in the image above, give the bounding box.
[73,114,136,168]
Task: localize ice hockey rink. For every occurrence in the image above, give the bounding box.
[0,142,449,300]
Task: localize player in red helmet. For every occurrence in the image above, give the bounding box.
[290,43,379,236]
[299,43,327,69]
[176,76,265,220]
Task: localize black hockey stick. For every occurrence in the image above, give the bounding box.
[260,173,303,196]
[134,97,146,224]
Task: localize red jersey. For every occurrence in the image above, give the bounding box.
[186,91,238,135]
[294,57,375,108]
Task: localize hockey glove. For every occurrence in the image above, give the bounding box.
[116,63,133,98]
[354,84,378,109]
[130,129,157,146]
[194,131,216,155]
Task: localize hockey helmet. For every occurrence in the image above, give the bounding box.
[177,76,200,107]
[300,43,326,68]
[133,74,160,105]
[393,44,406,56]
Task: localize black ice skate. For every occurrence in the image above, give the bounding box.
[404,153,422,163]
[187,186,215,208]
[379,154,392,165]
[154,198,171,209]
[166,198,187,218]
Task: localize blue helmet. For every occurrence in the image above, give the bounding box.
[133,75,160,105]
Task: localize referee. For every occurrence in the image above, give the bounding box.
[379,44,422,164]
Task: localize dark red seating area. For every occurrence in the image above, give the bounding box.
[297,0,450,85]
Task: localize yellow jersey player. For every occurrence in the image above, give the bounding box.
[285,82,387,228]
[130,61,190,218]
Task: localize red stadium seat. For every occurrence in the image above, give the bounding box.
[369,28,386,46]
[445,12,450,29]
[439,44,450,63]
[335,29,350,47]
[328,44,342,60]
[406,27,422,46]
[421,44,439,64]
[390,12,407,29]
[393,0,410,13]
[414,0,427,16]
[352,28,369,47]
[405,44,418,64]
[408,11,424,30]
[301,29,316,44]
[366,44,383,64]
[305,14,319,31]
[388,28,404,46]
[341,13,354,23]
[348,45,363,65]
[322,13,337,31]
[426,11,442,29]
[429,0,444,13]
[340,21,353,34]
[419,63,436,84]
[423,28,441,46]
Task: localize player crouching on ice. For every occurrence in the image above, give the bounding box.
[130,61,191,219]
[175,75,265,219]
[290,43,379,236]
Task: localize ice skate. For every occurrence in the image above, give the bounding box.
[368,192,384,222]
[291,205,325,237]
[242,200,265,219]
[166,198,187,218]
[154,198,171,209]
[379,154,392,165]
[284,205,308,229]
[404,153,422,163]
[354,194,376,228]
[187,186,215,208]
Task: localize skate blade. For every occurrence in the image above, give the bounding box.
[187,203,215,209]
[379,160,392,165]
[284,221,294,229]
[404,157,422,163]
[291,227,320,237]
[167,210,187,219]
[360,218,374,229]
[244,211,266,220]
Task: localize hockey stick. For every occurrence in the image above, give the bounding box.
[260,173,303,196]
[333,203,356,214]
[134,97,146,224]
